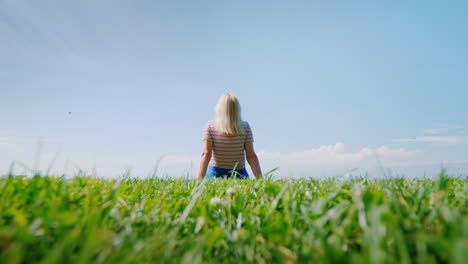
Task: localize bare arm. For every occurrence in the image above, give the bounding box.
[197,140,213,179]
[245,141,262,179]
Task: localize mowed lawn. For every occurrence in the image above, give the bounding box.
[0,173,466,263]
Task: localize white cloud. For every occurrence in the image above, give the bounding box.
[423,128,446,134]
[252,143,432,177]
[259,143,420,168]
[422,125,466,135]
[394,136,468,145]
[255,144,468,178]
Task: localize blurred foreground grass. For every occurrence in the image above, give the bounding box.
[0,173,467,263]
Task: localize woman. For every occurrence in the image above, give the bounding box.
[197,93,262,179]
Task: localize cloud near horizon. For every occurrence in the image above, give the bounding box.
[1,139,467,178]
[393,136,468,145]
[257,143,421,172]
[423,128,446,134]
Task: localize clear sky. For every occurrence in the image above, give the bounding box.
[1,0,468,178]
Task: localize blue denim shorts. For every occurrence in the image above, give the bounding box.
[205,166,249,179]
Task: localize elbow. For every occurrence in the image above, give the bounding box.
[200,151,212,159]
[246,152,257,160]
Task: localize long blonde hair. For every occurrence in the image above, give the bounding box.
[215,93,244,136]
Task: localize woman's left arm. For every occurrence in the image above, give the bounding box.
[197,140,213,179]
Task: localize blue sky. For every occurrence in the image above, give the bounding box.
[1,0,468,178]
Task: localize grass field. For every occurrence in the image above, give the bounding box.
[0,172,466,263]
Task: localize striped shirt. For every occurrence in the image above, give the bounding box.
[202,120,254,169]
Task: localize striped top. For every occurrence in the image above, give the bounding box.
[202,120,254,169]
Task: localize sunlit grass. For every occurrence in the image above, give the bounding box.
[0,172,466,263]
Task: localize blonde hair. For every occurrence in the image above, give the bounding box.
[215,93,244,136]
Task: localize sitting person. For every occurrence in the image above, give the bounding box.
[197,93,262,179]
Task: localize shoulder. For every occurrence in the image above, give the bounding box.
[205,120,215,129]
[242,121,252,133]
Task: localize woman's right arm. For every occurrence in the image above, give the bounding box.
[245,141,262,179]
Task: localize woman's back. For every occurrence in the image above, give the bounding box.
[197,93,262,179]
[203,120,253,169]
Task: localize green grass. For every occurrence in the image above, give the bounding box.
[0,172,467,263]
